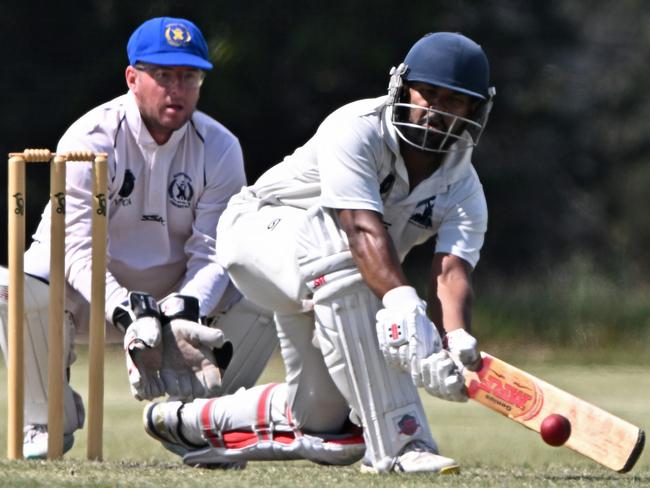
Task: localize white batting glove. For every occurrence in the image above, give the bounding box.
[445,328,481,371]
[414,349,468,402]
[159,294,233,401]
[376,286,442,374]
[113,292,164,401]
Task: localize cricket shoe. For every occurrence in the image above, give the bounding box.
[23,424,75,460]
[143,401,246,469]
[360,440,460,474]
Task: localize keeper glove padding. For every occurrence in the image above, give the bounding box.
[158,293,233,400]
[118,292,164,400]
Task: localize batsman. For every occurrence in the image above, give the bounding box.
[0,17,278,459]
[145,32,496,474]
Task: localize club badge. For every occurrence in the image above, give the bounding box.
[168,172,194,208]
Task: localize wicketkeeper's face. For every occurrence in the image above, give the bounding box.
[126,64,203,142]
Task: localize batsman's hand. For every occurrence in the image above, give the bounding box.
[114,292,164,401]
[445,328,481,371]
[414,349,468,402]
[376,286,442,374]
[158,294,233,401]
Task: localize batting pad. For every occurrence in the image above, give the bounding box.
[180,383,364,466]
[209,297,278,395]
[0,268,83,432]
[313,281,436,472]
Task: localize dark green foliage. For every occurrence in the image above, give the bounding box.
[3,1,650,340]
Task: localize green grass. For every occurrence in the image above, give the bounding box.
[0,345,648,487]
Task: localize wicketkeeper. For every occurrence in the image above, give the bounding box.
[143,32,496,474]
[0,17,278,459]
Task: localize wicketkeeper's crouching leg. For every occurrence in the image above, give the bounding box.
[206,294,278,395]
[0,268,84,458]
[143,382,365,467]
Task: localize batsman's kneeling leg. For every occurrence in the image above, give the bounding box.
[144,383,365,467]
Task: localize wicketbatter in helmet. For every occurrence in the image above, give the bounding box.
[388,32,496,153]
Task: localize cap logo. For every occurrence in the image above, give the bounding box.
[164,23,192,47]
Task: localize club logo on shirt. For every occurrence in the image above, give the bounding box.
[168,172,194,208]
[115,169,135,207]
[409,195,436,228]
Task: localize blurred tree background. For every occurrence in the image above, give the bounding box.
[2,0,650,353]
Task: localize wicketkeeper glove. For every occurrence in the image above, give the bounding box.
[375,286,442,378]
[158,293,234,401]
[113,291,164,401]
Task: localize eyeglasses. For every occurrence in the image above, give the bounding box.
[134,64,205,89]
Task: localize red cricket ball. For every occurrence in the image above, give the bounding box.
[540,413,572,446]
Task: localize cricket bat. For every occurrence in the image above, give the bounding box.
[464,352,645,472]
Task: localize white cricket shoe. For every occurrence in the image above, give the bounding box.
[23,424,75,460]
[360,440,460,474]
[143,402,246,469]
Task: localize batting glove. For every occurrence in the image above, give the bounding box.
[113,291,164,401]
[445,328,481,371]
[375,286,442,376]
[414,349,468,402]
[159,294,233,401]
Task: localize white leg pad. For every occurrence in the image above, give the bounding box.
[313,281,436,472]
[274,312,350,433]
[290,207,437,472]
[209,297,279,394]
[0,267,84,433]
[181,383,364,466]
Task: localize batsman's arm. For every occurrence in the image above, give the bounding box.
[426,252,474,336]
[337,208,408,298]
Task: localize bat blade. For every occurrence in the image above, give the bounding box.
[464,352,645,472]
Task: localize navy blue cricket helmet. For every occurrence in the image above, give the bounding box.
[387,32,496,153]
[403,32,490,100]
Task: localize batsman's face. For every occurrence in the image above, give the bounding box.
[402,82,477,151]
[126,64,203,144]
[407,82,474,130]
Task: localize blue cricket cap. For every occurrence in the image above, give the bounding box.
[127,17,213,70]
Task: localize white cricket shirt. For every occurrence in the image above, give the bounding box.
[251,96,488,267]
[25,91,246,316]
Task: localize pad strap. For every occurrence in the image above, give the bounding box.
[200,383,280,448]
